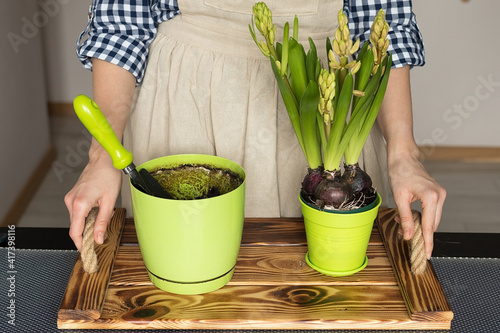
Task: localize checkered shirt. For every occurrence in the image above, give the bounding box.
[77,0,425,84]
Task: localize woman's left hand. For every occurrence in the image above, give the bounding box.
[377,66,447,260]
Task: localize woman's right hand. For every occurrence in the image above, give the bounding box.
[64,149,122,252]
[66,58,137,251]
[66,58,136,251]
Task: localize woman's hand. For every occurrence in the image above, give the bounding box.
[64,149,122,252]
[64,59,136,251]
[377,65,446,259]
[388,150,446,259]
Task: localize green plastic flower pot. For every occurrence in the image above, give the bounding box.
[300,193,381,277]
[130,154,245,295]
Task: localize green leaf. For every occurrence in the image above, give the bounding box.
[350,61,382,121]
[354,47,374,93]
[269,56,305,155]
[351,54,393,162]
[326,37,333,69]
[324,72,353,171]
[315,58,321,80]
[344,58,384,164]
[306,38,318,82]
[288,38,308,103]
[356,41,369,63]
[333,68,341,113]
[293,15,299,40]
[300,81,322,169]
[280,22,289,77]
[341,94,375,164]
[317,111,327,154]
[276,42,282,61]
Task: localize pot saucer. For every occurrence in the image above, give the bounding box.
[305,252,368,277]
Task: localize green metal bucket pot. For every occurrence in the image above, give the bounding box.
[130,154,246,295]
[299,193,381,277]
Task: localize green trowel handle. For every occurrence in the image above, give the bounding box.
[73,95,132,170]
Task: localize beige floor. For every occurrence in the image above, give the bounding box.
[17,116,500,233]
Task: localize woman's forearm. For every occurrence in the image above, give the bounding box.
[89,59,136,163]
[376,66,419,162]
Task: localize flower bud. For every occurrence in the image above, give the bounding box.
[259,21,267,35]
[324,113,330,125]
[339,40,347,55]
[275,59,281,72]
[346,39,353,53]
[374,20,383,35]
[342,25,350,41]
[319,97,326,112]
[383,39,390,53]
[350,39,360,55]
[328,89,335,101]
[329,61,341,70]
[382,24,389,39]
[333,40,341,56]
[377,38,385,50]
[327,72,335,86]
[353,89,365,97]
[346,60,356,69]
[335,29,342,43]
[269,25,276,44]
[260,41,270,56]
[372,47,378,62]
[320,80,327,92]
[328,49,335,62]
[350,61,361,75]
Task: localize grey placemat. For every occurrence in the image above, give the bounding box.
[1,248,499,333]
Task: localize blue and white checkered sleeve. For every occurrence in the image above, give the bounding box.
[345,0,425,68]
[76,0,179,84]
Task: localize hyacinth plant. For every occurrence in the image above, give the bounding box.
[249,2,392,210]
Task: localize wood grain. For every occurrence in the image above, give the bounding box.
[377,209,454,322]
[109,244,394,287]
[58,208,453,330]
[58,208,125,322]
[120,217,383,246]
[58,283,451,330]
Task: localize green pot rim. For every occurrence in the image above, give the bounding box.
[132,154,246,201]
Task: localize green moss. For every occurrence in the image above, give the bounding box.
[151,164,243,200]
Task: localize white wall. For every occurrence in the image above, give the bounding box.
[411,0,500,147]
[0,1,52,222]
[42,0,92,102]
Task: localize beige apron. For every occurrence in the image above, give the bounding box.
[122,0,389,218]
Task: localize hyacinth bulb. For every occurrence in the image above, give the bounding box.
[313,171,354,209]
[342,163,377,205]
[301,166,324,197]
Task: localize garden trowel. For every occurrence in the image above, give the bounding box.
[73,95,173,199]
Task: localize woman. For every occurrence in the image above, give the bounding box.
[66,0,446,260]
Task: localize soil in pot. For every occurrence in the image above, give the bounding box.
[149,164,244,200]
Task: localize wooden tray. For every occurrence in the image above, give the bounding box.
[58,208,453,330]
